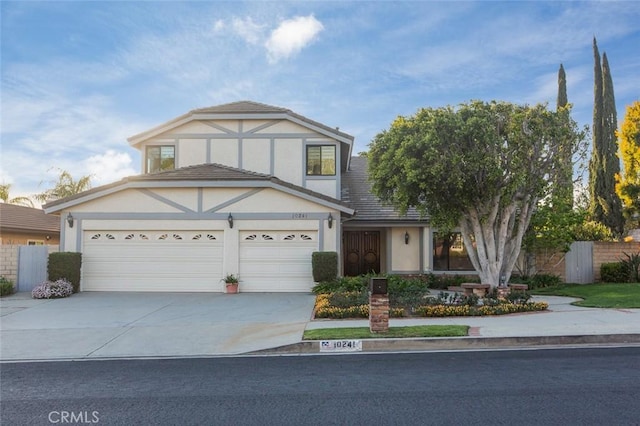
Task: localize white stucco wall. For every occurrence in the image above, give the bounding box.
[212,139,239,167]
[242,139,271,174]
[305,179,337,198]
[179,139,207,167]
[274,139,303,185]
[390,228,421,272]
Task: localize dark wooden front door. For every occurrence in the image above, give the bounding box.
[343,231,380,276]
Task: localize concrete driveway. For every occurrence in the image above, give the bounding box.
[0,292,316,361]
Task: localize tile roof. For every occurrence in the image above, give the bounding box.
[341,156,425,222]
[191,100,290,114]
[44,163,353,213]
[0,204,60,233]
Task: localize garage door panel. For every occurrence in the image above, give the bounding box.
[239,231,317,292]
[83,231,223,292]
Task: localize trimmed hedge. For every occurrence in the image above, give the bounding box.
[48,252,82,293]
[311,252,338,282]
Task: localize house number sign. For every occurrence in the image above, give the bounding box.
[319,340,362,352]
[291,213,309,219]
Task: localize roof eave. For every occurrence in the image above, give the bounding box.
[44,178,354,216]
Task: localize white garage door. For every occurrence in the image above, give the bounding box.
[82,231,223,292]
[239,231,318,292]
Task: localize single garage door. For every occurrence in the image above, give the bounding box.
[83,230,223,291]
[239,231,318,292]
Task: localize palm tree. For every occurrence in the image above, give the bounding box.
[34,169,93,203]
[0,184,34,207]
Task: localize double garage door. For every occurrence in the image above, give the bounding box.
[82,230,317,292]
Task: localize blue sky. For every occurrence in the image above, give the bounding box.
[1,1,639,204]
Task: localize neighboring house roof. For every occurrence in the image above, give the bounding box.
[127,100,354,170]
[44,163,355,215]
[0,203,60,233]
[341,156,426,223]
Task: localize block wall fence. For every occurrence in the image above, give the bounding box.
[0,245,59,286]
[536,241,640,283]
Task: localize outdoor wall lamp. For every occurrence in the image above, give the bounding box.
[66,212,74,228]
[327,213,333,229]
[404,231,410,245]
[227,213,234,229]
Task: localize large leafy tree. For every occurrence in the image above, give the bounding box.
[0,184,34,207]
[589,38,624,236]
[616,101,640,221]
[34,169,93,203]
[368,100,584,287]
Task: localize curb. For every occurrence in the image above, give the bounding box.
[250,334,640,355]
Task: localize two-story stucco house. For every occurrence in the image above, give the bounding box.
[44,101,475,292]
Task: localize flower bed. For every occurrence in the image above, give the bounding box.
[414,301,549,317]
[314,294,405,319]
[312,276,549,319]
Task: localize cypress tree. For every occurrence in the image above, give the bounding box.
[589,38,624,237]
[601,52,624,235]
[553,63,573,206]
[557,64,568,109]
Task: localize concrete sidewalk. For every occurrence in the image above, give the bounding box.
[1,291,639,361]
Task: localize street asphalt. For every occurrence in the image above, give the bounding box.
[1,291,639,361]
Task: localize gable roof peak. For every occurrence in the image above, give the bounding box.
[190,101,290,115]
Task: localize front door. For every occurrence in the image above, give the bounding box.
[343,231,380,276]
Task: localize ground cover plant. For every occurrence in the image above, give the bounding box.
[533,283,640,308]
[303,325,469,340]
[32,279,74,299]
[313,275,548,318]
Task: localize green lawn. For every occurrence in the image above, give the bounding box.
[533,283,640,308]
[303,325,469,340]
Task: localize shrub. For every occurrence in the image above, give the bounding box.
[621,252,640,282]
[48,252,82,293]
[311,252,338,283]
[328,290,368,308]
[0,276,15,297]
[312,274,371,294]
[32,279,73,299]
[424,274,474,290]
[601,262,630,283]
[571,221,615,242]
[528,274,562,289]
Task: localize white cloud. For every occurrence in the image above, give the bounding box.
[84,150,137,186]
[231,17,265,45]
[213,19,225,32]
[265,15,324,63]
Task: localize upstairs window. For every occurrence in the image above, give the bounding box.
[306,145,336,176]
[146,146,175,173]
